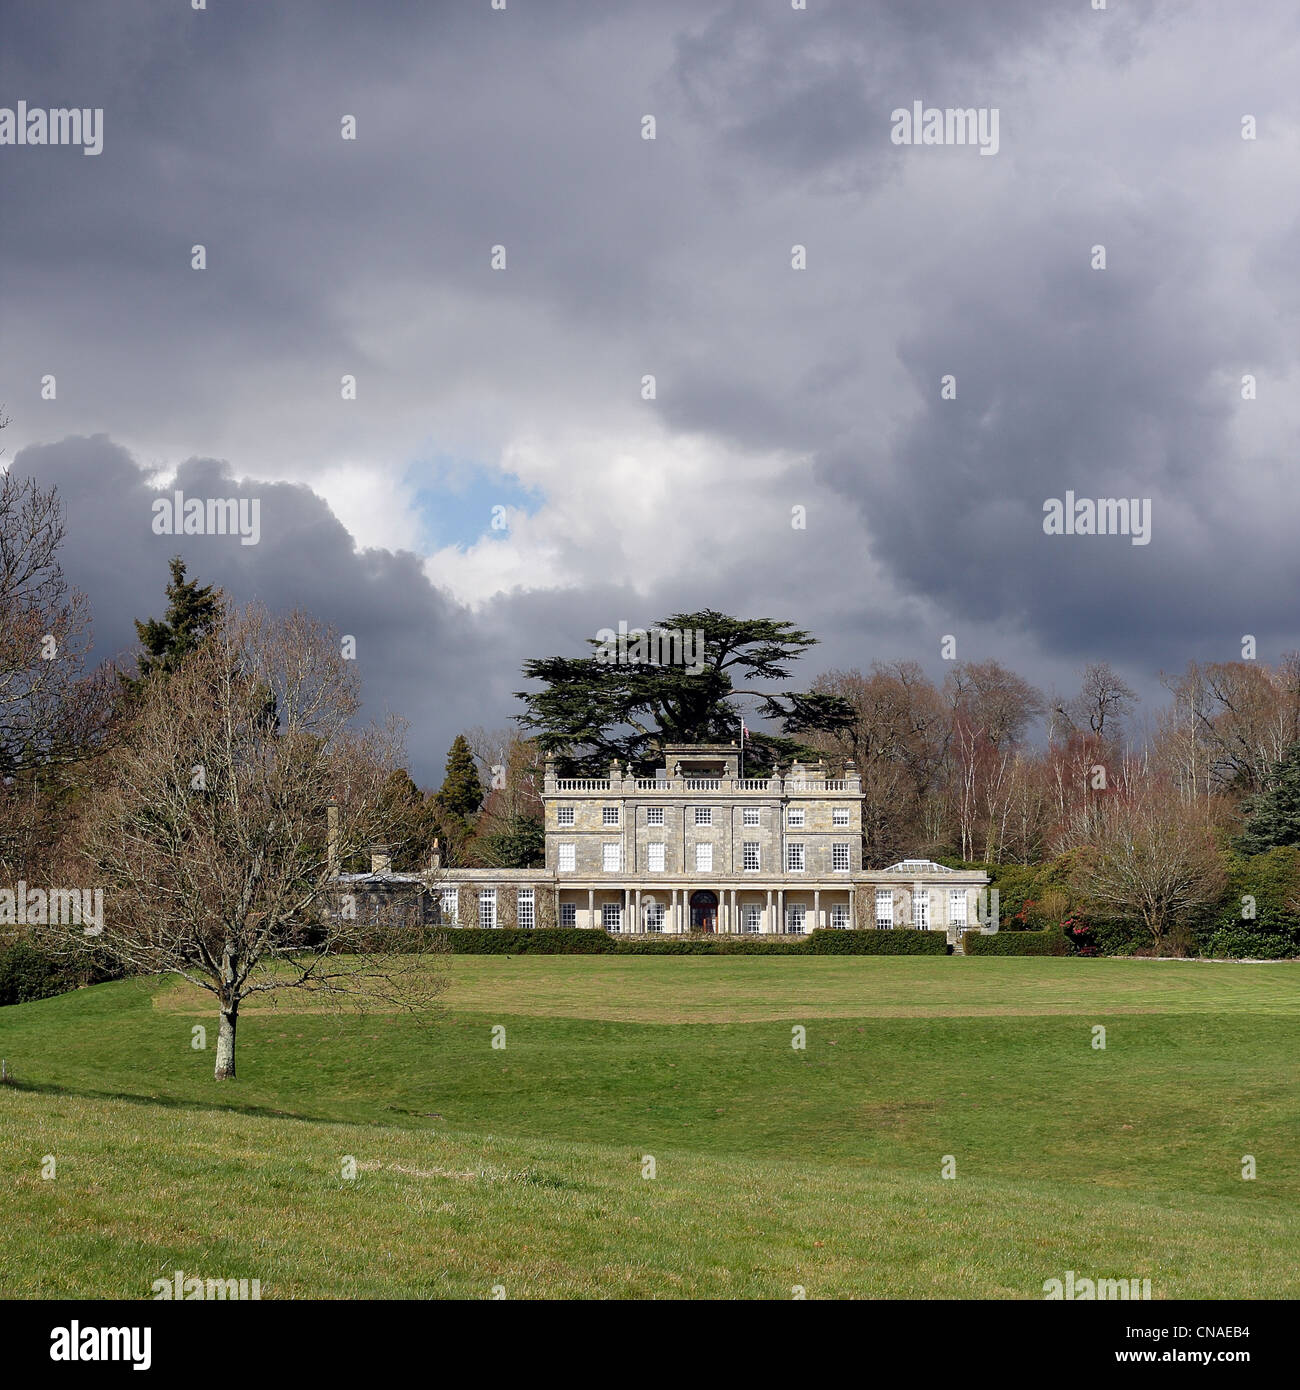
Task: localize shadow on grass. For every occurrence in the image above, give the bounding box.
[0,1075,355,1127]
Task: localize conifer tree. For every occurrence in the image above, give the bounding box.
[436,734,484,821]
[132,557,223,684]
[1239,743,1300,852]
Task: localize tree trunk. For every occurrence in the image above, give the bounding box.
[215,1005,238,1080]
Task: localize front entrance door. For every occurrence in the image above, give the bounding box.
[690,889,718,933]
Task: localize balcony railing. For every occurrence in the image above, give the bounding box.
[551,776,858,794]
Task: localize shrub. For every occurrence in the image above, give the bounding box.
[1203,926,1297,960]
[0,941,124,1006]
[805,928,947,955]
[612,935,803,954]
[963,927,1068,957]
[434,928,613,954]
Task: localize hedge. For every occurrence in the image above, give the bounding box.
[962,927,1068,957]
[804,928,947,955]
[434,928,613,954]
[433,927,947,955]
[0,941,125,1006]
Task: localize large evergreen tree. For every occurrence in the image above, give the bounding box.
[435,734,484,821]
[1239,743,1300,852]
[132,557,222,684]
[515,611,855,775]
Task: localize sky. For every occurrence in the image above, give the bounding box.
[3,0,1298,784]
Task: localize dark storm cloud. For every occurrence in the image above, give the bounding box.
[3,0,1299,753]
[9,434,495,781]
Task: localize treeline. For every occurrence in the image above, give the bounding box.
[804,659,1300,957]
[377,730,544,872]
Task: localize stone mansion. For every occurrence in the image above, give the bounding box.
[341,743,990,943]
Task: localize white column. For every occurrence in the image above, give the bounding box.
[813,888,820,933]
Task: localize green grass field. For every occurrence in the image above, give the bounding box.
[2,956,1297,1299]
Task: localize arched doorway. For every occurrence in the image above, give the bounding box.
[690,889,718,933]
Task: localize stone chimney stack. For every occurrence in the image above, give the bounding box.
[369,845,392,875]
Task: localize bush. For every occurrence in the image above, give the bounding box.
[435,928,613,954]
[0,941,124,1005]
[1202,926,1297,960]
[805,928,947,955]
[433,928,948,955]
[963,927,1068,957]
[1192,847,1300,958]
[612,935,804,954]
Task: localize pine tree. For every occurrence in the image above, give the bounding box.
[132,557,223,684]
[1239,743,1300,853]
[435,734,484,822]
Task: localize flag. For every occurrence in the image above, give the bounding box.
[740,719,749,745]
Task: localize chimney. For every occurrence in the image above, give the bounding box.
[429,838,442,871]
[370,844,392,875]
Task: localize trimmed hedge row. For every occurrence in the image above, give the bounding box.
[434,928,613,954]
[962,927,1068,956]
[805,928,947,955]
[433,927,947,955]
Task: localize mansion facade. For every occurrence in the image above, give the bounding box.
[340,744,989,944]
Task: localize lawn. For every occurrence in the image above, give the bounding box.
[1,956,1296,1298]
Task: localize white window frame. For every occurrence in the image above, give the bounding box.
[831,904,850,930]
[787,807,805,827]
[695,842,713,872]
[875,888,894,929]
[647,842,666,872]
[743,905,763,934]
[694,806,713,827]
[602,805,620,826]
[557,805,575,826]
[440,887,458,925]
[832,842,851,873]
[602,901,623,933]
[645,902,665,933]
[602,843,622,872]
[559,902,577,927]
[558,843,576,872]
[786,842,805,873]
[743,807,761,827]
[646,806,665,826]
[517,887,535,930]
[478,888,497,930]
[833,807,850,826]
[743,841,760,872]
[913,890,930,931]
[949,889,967,927]
[785,903,806,934]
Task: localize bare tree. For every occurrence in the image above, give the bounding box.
[1053,662,1138,738]
[67,601,447,1079]
[0,467,117,877]
[1064,784,1225,954]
